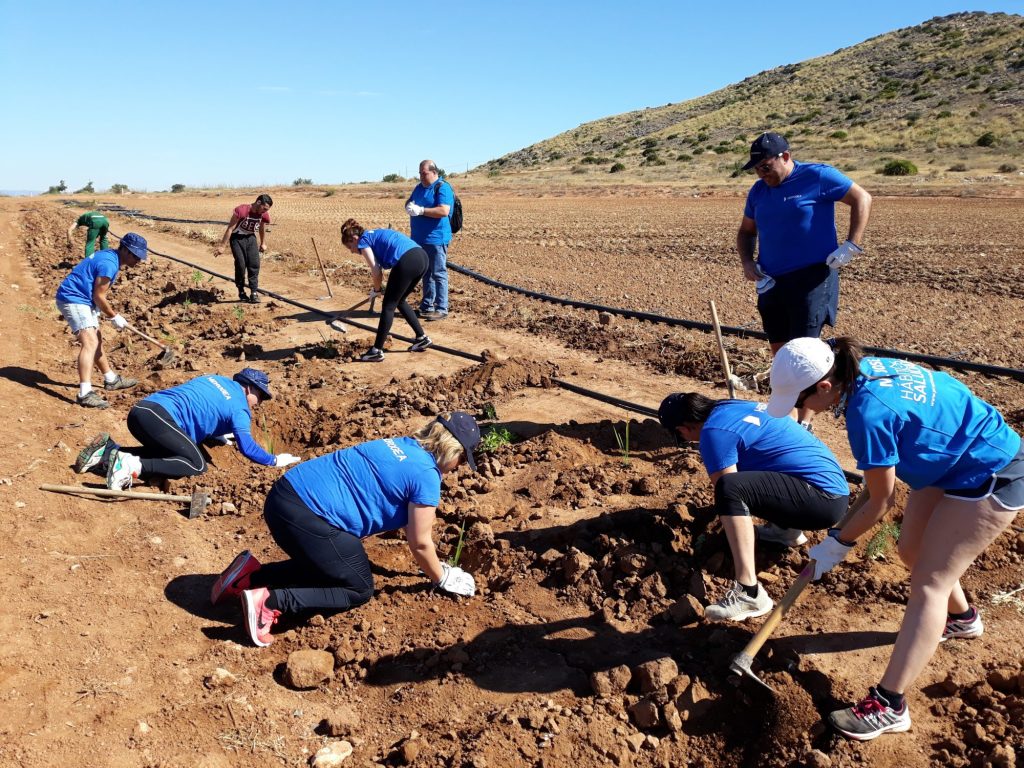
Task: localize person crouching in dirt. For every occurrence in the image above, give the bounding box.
[210,412,481,647]
[73,368,302,490]
[658,392,849,622]
[766,336,1024,742]
[340,218,432,363]
[55,232,149,409]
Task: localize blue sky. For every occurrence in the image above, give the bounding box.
[2,1,1022,191]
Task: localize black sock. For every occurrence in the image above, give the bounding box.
[875,685,905,711]
[738,581,759,598]
[265,591,281,611]
[948,606,975,621]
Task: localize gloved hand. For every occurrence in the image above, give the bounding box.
[406,202,425,217]
[110,314,129,330]
[436,563,476,597]
[213,433,236,446]
[274,453,302,467]
[753,264,776,295]
[808,529,854,581]
[369,287,382,298]
[826,240,863,269]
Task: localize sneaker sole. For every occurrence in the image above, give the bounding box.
[940,628,983,642]
[75,433,110,473]
[706,602,774,622]
[211,551,253,605]
[832,716,911,741]
[242,591,273,647]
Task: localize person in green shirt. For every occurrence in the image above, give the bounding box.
[67,212,111,257]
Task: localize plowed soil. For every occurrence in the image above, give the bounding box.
[0,190,1021,768]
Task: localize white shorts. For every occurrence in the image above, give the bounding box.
[56,300,100,333]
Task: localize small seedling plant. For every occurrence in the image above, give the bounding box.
[232,304,245,322]
[447,516,467,567]
[612,418,632,465]
[479,426,516,453]
[259,414,276,455]
[865,521,901,560]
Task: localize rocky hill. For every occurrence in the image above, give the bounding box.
[480,12,1024,182]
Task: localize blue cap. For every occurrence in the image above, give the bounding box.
[742,132,790,170]
[233,367,272,400]
[120,232,148,260]
[436,411,480,472]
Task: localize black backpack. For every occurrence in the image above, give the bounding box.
[433,180,463,235]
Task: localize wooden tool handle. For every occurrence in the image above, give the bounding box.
[40,483,191,503]
[311,237,334,298]
[709,300,735,399]
[125,324,169,351]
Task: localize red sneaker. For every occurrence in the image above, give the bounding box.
[211,550,262,605]
[242,588,280,647]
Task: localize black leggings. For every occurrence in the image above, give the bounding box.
[230,234,260,293]
[714,471,848,530]
[125,402,207,479]
[375,247,428,349]
[250,478,375,615]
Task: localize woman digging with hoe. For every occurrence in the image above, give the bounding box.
[767,336,1023,741]
[211,412,481,647]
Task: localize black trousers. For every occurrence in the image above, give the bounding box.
[125,402,207,479]
[250,478,375,615]
[230,233,260,294]
[374,247,428,349]
[714,471,848,530]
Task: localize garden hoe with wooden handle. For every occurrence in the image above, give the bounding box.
[124,323,177,365]
[40,483,212,519]
[728,488,870,692]
[325,295,374,333]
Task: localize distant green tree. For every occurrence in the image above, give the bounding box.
[382,173,403,183]
[976,132,997,147]
[881,159,918,176]
[110,183,129,194]
[74,181,95,194]
[46,179,68,194]
[171,183,186,193]
[609,163,626,173]
[292,177,313,186]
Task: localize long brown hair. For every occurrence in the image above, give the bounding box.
[340,218,364,246]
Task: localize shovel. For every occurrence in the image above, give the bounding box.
[124,323,177,365]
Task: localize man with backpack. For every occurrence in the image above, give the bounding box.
[406,159,456,321]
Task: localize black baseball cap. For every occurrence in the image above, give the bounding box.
[742,132,790,170]
[437,411,480,472]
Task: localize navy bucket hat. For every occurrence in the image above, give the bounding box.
[120,232,148,260]
[233,367,272,401]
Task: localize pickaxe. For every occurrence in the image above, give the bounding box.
[40,483,213,519]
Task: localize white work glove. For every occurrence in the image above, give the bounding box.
[752,263,776,295]
[213,433,236,446]
[274,453,302,467]
[406,202,425,217]
[826,239,863,269]
[110,314,129,330]
[808,529,854,581]
[369,287,382,298]
[436,563,476,597]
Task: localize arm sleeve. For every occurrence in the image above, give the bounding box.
[437,184,455,207]
[230,412,276,466]
[847,397,901,470]
[819,166,854,202]
[742,189,756,220]
[699,428,740,476]
[408,471,442,507]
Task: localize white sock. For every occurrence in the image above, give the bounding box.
[79,383,93,397]
[103,371,118,384]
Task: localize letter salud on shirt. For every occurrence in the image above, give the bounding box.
[408,181,454,246]
[143,375,275,465]
[698,400,849,496]
[55,249,120,305]
[743,161,853,277]
[283,437,442,538]
[846,358,1021,491]
[357,229,419,269]
[232,204,270,235]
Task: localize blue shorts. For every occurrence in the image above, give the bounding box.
[757,263,838,344]
[56,300,100,333]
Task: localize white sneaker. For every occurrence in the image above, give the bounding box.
[705,581,774,622]
[106,450,142,490]
[756,522,808,547]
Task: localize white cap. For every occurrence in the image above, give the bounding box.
[766,338,835,417]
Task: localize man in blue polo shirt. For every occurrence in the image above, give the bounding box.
[405,159,455,321]
[736,133,872,366]
[55,232,149,408]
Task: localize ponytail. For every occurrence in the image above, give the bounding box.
[340,218,364,246]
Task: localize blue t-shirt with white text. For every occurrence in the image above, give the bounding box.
[357,228,419,269]
[408,181,455,245]
[699,400,849,496]
[846,358,1021,490]
[284,437,442,538]
[55,248,120,305]
[743,161,853,276]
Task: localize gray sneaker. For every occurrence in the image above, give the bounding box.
[104,375,138,391]
[705,581,773,622]
[755,522,808,547]
[75,432,111,474]
[77,391,109,409]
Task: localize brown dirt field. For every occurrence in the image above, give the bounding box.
[1,190,1022,768]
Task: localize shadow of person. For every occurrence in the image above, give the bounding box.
[165,573,229,622]
[0,366,78,405]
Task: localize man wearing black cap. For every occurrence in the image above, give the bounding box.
[736,132,871,357]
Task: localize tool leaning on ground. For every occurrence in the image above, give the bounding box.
[728,488,871,692]
[325,290,381,333]
[123,322,177,365]
[40,483,212,519]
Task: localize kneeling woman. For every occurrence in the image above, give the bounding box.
[212,412,481,647]
[340,219,432,363]
[658,392,849,621]
[768,337,1023,741]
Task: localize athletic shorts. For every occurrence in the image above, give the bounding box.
[945,444,1024,511]
[757,263,838,344]
[56,300,100,333]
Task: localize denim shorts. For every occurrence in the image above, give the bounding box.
[945,444,1024,511]
[56,300,100,333]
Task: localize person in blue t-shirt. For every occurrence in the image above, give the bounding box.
[55,232,149,409]
[72,368,301,490]
[210,412,481,647]
[659,392,849,622]
[340,218,432,363]
[736,133,872,361]
[768,336,1024,742]
[405,159,455,320]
